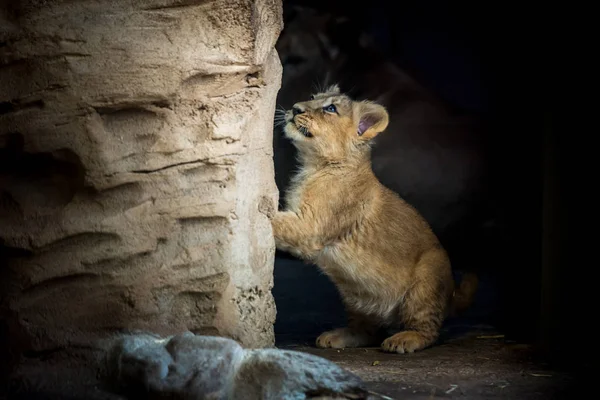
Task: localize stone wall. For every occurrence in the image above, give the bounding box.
[0,0,283,389]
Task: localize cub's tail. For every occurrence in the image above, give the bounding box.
[450,272,479,316]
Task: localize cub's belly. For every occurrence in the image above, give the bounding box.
[316,245,402,319]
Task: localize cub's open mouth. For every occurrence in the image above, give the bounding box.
[297,125,313,138]
[284,112,313,138]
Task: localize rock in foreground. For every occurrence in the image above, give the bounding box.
[105,332,393,400]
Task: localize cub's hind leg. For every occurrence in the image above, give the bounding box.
[316,310,384,349]
[381,249,453,353]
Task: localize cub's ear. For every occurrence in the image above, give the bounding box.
[354,101,389,140]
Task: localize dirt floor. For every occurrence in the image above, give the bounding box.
[280,334,579,399]
[273,255,585,399]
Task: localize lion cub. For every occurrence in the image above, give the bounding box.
[272,85,477,353]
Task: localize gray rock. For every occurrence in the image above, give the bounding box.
[105,332,389,400]
[107,332,245,399]
[232,349,366,399]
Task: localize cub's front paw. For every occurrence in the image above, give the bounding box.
[381,331,430,354]
[271,212,289,245]
[271,211,285,234]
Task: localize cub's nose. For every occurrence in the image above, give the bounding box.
[292,105,305,116]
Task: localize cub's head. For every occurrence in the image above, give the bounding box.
[281,84,389,162]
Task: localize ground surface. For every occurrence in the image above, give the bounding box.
[280,337,577,400]
[273,254,584,399]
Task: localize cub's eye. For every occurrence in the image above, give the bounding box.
[323,104,337,113]
[309,95,315,100]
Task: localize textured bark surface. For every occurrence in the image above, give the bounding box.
[0,0,283,389]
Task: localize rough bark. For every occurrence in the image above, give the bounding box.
[0,0,282,391]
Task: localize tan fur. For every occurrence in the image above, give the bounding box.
[272,85,478,353]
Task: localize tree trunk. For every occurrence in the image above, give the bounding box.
[1,0,282,393]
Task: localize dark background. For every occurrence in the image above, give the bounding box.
[271,0,574,363]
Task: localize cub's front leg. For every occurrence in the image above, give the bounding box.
[272,211,323,260]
